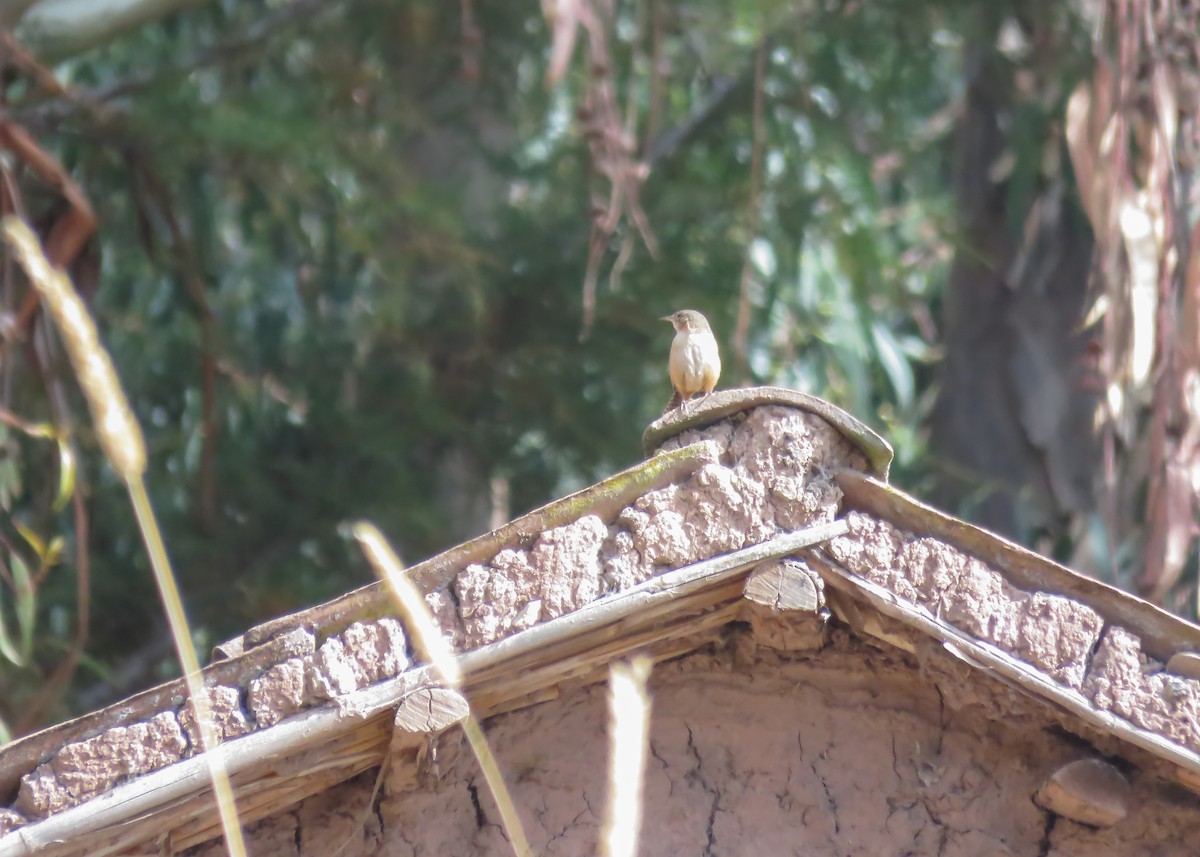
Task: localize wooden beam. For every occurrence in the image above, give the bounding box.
[1034,758,1130,827]
[743,559,828,650]
[0,627,314,800]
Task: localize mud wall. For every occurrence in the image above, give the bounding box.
[197,632,1200,857]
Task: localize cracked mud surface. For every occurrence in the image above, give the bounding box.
[208,634,1200,857]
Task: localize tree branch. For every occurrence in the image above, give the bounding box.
[644,72,747,168]
[13,0,221,64]
[14,0,340,126]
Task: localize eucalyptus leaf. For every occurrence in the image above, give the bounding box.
[10,553,35,661]
[871,320,915,410]
[53,439,78,513]
[0,573,23,667]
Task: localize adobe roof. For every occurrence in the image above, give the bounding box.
[1,386,1199,855]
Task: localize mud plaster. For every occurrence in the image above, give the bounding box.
[6,405,857,827]
[827,512,1200,757]
[450,407,865,649]
[829,512,1104,689]
[18,399,1200,848]
[16,711,188,817]
[208,635,1200,857]
[0,808,25,837]
[12,618,408,820]
[1084,626,1200,754]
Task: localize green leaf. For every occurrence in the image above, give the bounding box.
[0,457,19,513]
[10,553,35,661]
[0,574,23,667]
[0,423,20,512]
[52,438,77,513]
[45,536,66,567]
[14,522,45,563]
[871,319,915,411]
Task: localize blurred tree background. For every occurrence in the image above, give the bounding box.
[0,0,1195,737]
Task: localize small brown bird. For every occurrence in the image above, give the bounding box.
[662,309,721,412]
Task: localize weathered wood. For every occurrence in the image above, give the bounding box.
[457,519,847,688]
[836,471,1200,663]
[468,602,744,714]
[384,688,470,794]
[240,440,724,649]
[210,636,244,661]
[174,752,387,851]
[0,626,314,800]
[461,578,747,689]
[744,560,823,612]
[1034,758,1131,827]
[641,385,893,478]
[823,588,918,654]
[743,560,827,651]
[470,626,732,720]
[393,689,470,738]
[805,550,1200,795]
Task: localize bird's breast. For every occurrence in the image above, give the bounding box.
[670,330,721,392]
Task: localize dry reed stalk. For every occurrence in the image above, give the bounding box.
[2,216,248,857]
[600,657,652,857]
[354,521,532,857]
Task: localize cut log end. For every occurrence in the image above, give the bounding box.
[743,559,824,612]
[393,688,470,737]
[744,560,827,650]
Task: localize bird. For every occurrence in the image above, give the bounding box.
[661,309,721,412]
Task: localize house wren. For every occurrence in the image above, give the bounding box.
[662,309,721,412]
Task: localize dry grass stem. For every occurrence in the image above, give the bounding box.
[2,217,145,480]
[127,481,247,857]
[601,657,652,857]
[353,522,461,688]
[2,215,248,857]
[353,521,531,857]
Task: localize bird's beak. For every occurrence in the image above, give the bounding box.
[660,315,674,323]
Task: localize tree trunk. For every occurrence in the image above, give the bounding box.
[929,11,1100,552]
